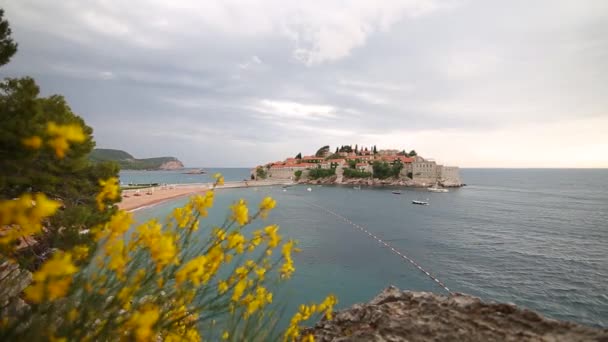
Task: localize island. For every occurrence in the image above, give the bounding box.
[90,148,184,170]
[250,145,463,187]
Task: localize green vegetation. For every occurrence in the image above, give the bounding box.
[90,148,182,170]
[343,168,372,178]
[0,15,119,268]
[325,153,341,160]
[255,166,267,179]
[294,170,302,181]
[315,145,330,157]
[295,152,302,159]
[308,168,335,179]
[408,150,417,157]
[0,9,17,66]
[372,161,403,179]
[0,78,120,268]
[338,145,353,153]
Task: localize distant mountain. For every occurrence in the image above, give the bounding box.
[90,149,184,170]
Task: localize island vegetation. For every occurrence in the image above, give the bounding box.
[252,144,462,187]
[90,148,184,170]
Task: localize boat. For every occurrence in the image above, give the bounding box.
[307,187,312,192]
[427,183,449,193]
[392,190,402,195]
[412,200,429,205]
[353,186,361,190]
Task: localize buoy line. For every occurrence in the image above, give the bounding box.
[303,200,451,293]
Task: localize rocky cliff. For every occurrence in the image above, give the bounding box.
[304,286,607,341]
[90,149,184,170]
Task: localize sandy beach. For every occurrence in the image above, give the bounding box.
[119,180,294,212]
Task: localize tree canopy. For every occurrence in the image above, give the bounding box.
[315,145,330,157]
[295,152,302,159]
[0,9,17,67]
[0,18,119,268]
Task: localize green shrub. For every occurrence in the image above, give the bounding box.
[343,168,371,179]
[307,168,335,179]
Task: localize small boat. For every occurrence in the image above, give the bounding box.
[353,186,361,190]
[282,189,287,192]
[307,187,312,192]
[392,190,402,195]
[412,200,429,205]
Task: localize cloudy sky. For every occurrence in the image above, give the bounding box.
[2,0,607,167]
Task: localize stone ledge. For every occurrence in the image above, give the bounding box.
[304,286,607,341]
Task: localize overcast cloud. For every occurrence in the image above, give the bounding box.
[2,0,607,167]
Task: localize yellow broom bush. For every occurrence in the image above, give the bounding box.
[0,122,336,341]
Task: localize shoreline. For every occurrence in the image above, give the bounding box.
[119,180,293,212]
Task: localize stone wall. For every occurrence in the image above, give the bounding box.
[439,166,461,186]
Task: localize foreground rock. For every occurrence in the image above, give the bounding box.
[304,286,607,341]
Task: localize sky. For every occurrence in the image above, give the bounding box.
[2,0,607,168]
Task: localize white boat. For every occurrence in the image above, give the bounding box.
[307,187,312,192]
[412,200,429,205]
[353,186,361,190]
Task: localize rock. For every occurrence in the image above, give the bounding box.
[0,261,32,317]
[304,286,608,341]
[159,160,185,170]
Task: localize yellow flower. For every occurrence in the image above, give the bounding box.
[68,309,78,322]
[104,238,128,278]
[96,177,120,211]
[72,245,90,261]
[46,121,86,158]
[213,227,227,241]
[172,204,194,229]
[222,331,229,340]
[263,225,281,248]
[230,199,248,225]
[232,279,248,302]
[125,305,160,342]
[136,220,179,272]
[0,193,60,245]
[95,210,133,241]
[254,267,266,281]
[175,245,225,286]
[218,281,229,294]
[24,251,78,303]
[259,196,276,219]
[214,173,225,186]
[280,240,296,279]
[22,136,42,149]
[302,334,315,342]
[192,191,214,217]
[318,294,338,320]
[226,232,246,253]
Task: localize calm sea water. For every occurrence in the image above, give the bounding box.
[119,168,251,185]
[131,169,608,328]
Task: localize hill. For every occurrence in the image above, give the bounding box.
[90,149,184,170]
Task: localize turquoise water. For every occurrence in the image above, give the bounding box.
[133,169,608,328]
[119,168,251,185]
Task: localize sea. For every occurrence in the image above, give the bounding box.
[121,168,608,328]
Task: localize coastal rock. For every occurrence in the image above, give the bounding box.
[159,160,184,170]
[304,286,608,341]
[0,262,32,318]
